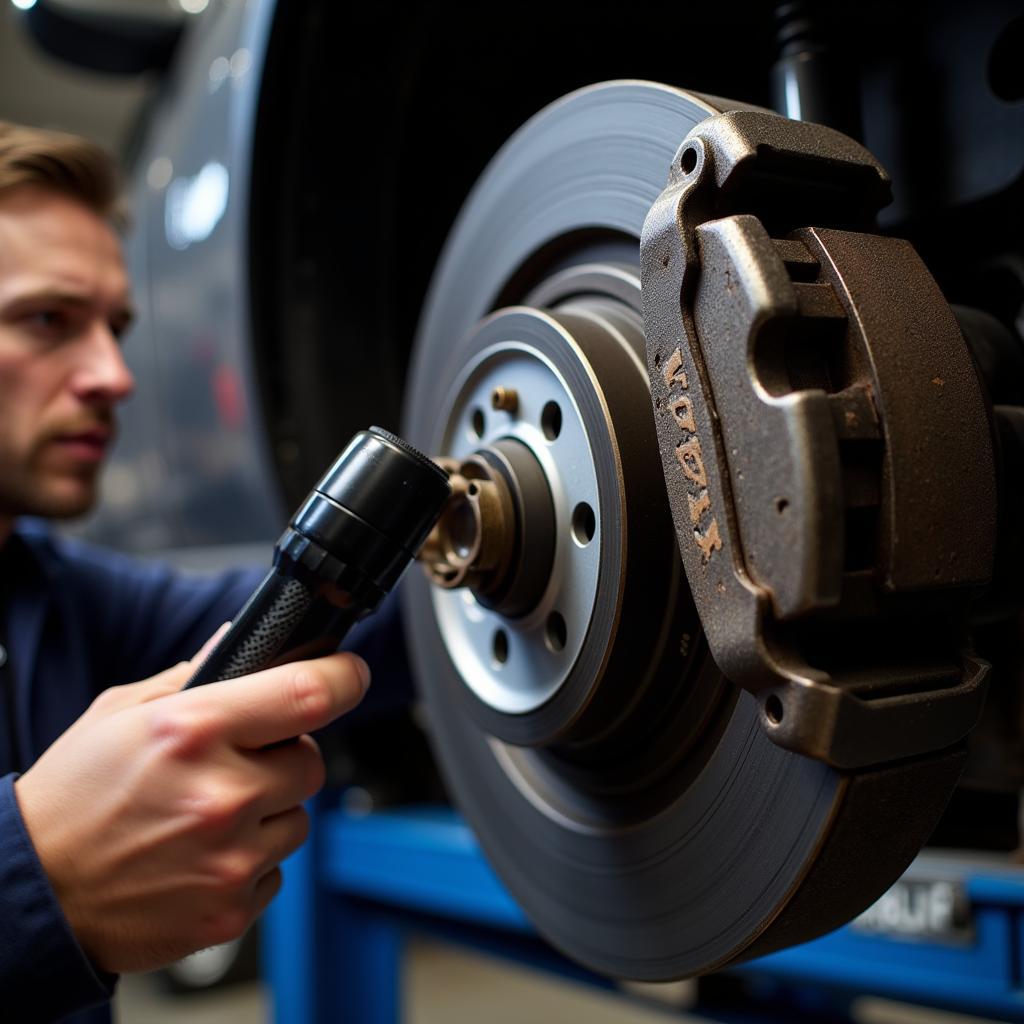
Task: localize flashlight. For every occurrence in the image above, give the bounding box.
[185,427,451,688]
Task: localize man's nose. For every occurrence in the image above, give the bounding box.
[69,322,136,404]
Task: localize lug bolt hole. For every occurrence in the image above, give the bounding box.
[765,694,784,725]
[545,612,567,653]
[492,629,509,666]
[471,408,486,439]
[680,146,698,174]
[541,401,562,441]
[571,502,596,546]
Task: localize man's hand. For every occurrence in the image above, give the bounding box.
[13,639,371,974]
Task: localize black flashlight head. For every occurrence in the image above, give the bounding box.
[317,427,450,549]
[286,427,451,596]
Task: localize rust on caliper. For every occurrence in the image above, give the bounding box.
[641,110,995,769]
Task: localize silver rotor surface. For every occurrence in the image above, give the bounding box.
[433,331,602,715]
[402,81,962,980]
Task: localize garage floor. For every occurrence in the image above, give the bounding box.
[114,941,699,1023]
[113,943,994,1023]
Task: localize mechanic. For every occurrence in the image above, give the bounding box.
[0,120,409,1024]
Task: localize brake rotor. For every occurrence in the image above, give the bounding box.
[402,81,966,980]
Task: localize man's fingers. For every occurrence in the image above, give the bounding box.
[240,735,325,818]
[251,866,283,920]
[188,652,371,749]
[255,805,311,873]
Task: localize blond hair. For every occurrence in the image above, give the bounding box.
[0,120,123,226]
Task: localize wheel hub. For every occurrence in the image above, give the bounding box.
[429,312,598,718]
[419,274,685,748]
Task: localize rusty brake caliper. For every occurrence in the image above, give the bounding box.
[641,110,996,770]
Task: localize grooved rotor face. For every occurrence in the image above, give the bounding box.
[402,81,960,980]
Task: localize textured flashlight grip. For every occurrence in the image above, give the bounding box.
[184,570,317,688]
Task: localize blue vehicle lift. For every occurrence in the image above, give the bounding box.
[265,803,1024,1023]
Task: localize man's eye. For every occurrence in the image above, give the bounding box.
[109,318,132,341]
[25,309,70,334]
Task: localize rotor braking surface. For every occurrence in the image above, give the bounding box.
[641,110,996,769]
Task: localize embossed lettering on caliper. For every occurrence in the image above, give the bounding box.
[662,347,722,562]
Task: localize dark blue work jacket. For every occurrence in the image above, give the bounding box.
[0,520,411,1023]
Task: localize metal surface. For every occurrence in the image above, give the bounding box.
[425,301,664,730]
[425,294,693,751]
[419,454,520,595]
[770,3,863,139]
[402,82,966,981]
[427,323,603,719]
[82,0,285,551]
[642,110,995,769]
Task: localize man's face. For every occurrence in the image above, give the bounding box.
[0,186,135,521]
